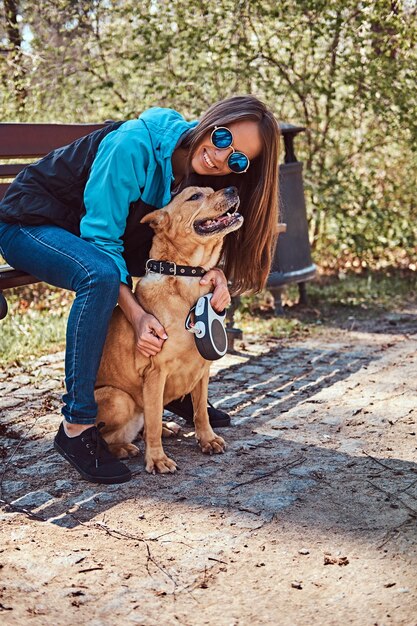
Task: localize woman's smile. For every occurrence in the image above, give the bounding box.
[202,148,217,171]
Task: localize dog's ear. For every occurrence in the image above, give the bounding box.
[140,210,170,231]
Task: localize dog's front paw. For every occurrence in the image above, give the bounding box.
[198,432,226,455]
[108,442,140,459]
[145,448,178,474]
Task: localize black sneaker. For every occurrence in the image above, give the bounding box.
[54,422,132,484]
[165,394,231,428]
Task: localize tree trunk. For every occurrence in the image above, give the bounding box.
[3,0,27,106]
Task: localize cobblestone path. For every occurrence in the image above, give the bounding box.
[0,317,416,625]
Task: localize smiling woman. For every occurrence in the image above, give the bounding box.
[0,93,280,485]
[176,95,280,295]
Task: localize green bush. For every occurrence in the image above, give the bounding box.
[1,1,416,269]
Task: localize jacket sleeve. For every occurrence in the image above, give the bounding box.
[80,124,149,285]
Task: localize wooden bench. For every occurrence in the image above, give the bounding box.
[0,121,315,323]
[0,123,107,319]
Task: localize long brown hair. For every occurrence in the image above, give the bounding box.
[180,95,280,294]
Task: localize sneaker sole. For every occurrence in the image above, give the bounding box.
[53,440,132,485]
[165,407,231,428]
[207,416,231,428]
[181,416,230,428]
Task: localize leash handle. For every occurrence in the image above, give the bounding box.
[185,306,206,338]
[185,307,196,332]
[185,294,228,360]
[185,306,200,335]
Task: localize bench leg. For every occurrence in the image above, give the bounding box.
[225,295,243,352]
[268,286,285,315]
[298,281,308,305]
[0,291,8,320]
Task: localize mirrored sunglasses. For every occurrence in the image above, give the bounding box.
[210,126,250,174]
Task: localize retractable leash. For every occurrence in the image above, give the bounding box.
[185,293,228,361]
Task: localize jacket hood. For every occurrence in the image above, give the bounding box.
[138,107,198,159]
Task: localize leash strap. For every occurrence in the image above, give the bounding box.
[185,306,202,336]
[145,259,206,277]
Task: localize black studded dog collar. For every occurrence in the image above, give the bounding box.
[145,259,207,277]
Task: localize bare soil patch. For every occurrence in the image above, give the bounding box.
[1,309,416,625]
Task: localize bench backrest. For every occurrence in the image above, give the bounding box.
[0,121,306,203]
[0,123,106,200]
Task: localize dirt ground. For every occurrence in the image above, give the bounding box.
[0,306,416,626]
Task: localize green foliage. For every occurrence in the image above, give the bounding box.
[0,284,71,366]
[307,270,417,311]
[237,269,417,341]
[1,271,414,366]
[1,0,416,268]
[0,308,67,365]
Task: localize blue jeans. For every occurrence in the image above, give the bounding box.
[0,222,121,424]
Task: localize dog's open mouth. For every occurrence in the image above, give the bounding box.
[194,199,243,236]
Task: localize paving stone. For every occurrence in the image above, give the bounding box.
[29,415,61,437]
[0,381,22,393]
[0,408,27,423]
[11,375,32,385]
[45,511,80,528]
[239,365,267,375]
[18,458,62,477]
[318,413,345,426]
[270,420,301,430]
[11,386,53,399]
[11,490,55,509]
[187,465,220,478]
[4,366,23,376]
[1,480,27,496]
[0,326,416,622]
[53,479,76,492]
[288,464,329,478]
[33,351,65,366]
[66,490,116,511]
[243,492,298,513]
[0,396,25,409]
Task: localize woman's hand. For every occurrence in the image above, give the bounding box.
[200,268,231,312]
[118,283,167,357]
[132,310,168,357]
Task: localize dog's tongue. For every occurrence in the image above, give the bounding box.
[203,215,231,228]
[195,210,243,235]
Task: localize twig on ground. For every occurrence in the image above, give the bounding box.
[227,455,304,495]
[362,450,403,473]
[238,506,261,515]
[78,566,104,574]
[377,516,415,549]
[93,521,178,588]
[0,415,48,521]
[366,480,417,516]
[150,529,178,540]
[160,540,194,549]
[0,498,46,522]
[0,415,43,502]
[399,478,417,494]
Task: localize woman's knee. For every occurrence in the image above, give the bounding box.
[76,256,121,296]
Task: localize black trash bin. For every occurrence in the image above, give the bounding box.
[226,122,316,349]
[267,123,316,313]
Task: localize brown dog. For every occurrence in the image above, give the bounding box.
[94,186,243,474]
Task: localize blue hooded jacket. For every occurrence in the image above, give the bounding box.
[0,108,198,285]
[82,108,197,283]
